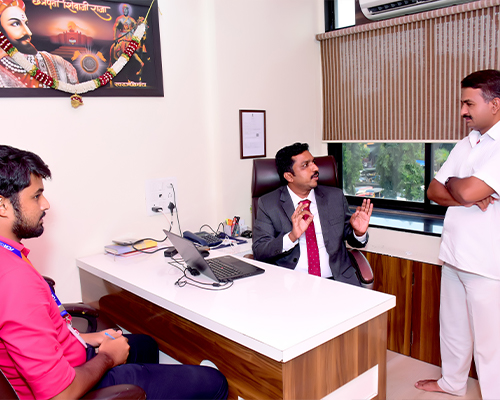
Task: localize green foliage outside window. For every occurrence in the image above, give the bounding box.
[337,142,455,211]
[342,143,369,194]
[376,143,424,201]
[433,147,450,174]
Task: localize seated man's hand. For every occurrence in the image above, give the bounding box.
[98,334,130,368]
[289,202,314,242]
[350,199,373,236]
[80,329,123,348]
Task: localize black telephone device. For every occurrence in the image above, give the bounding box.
[182,231,223,247]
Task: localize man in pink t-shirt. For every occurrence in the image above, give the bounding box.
[0,145,131,399]
[0,145,228,400]
[0,236,87,398]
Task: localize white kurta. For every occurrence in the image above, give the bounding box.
[434,121,500,399]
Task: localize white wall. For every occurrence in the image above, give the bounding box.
[3,0,326,301]
[365,228,442,265]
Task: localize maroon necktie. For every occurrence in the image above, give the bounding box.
[299,200,321,277]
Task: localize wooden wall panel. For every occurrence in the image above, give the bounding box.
[363,252,413,355]
[411,262,441,366]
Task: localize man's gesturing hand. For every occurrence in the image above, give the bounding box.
[289,201,314,242]
[350,199,373,236]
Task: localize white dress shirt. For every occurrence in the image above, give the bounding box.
[282,187,367,278]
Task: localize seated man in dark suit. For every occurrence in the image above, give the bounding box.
[252,143,373,286]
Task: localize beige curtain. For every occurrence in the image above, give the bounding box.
[317,0,500,142]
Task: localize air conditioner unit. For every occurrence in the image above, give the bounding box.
[359,0,472,21]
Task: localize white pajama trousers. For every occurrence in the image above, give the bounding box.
[437,263,500,399]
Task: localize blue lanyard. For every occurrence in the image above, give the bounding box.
[0,239,22,258]
[49,288,70,319]
[0,240,69,320]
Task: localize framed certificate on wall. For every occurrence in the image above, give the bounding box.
[240,110,266,159]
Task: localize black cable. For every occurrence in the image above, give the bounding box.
[195,223,238,250]
[198,222,226,237]
[130,233,170,254]
[132,245,172,254]
[198,224,218,235]
[171,183,182,236]
[168,260,234,291]
[131,235,168,246]
[162,210,174,233]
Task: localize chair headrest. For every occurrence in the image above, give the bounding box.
[251,155,338,198]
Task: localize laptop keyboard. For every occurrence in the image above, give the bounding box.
[207,258,240,280]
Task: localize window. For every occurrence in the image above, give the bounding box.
[324,0,355,31]
[328,142,455,215]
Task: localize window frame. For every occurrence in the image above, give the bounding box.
[328,143,448,216]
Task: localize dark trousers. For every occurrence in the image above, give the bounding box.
[88,334,228,400]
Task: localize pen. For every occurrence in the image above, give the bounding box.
[104,332,116,340]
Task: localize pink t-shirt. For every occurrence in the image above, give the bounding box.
[0,236,86,399]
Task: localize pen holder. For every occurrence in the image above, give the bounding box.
[232,222,240,236]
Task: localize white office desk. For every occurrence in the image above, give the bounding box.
[77,246,395,400]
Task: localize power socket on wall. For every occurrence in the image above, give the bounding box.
[145,178,178,216]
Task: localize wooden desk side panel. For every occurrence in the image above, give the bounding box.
[282,313,388,400]
[79,269,283,400]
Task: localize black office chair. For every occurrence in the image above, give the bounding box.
[251,155,374,289]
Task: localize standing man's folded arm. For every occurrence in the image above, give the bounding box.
[427,179,462,207]
[428,177,496,211]
[445,176,495,205]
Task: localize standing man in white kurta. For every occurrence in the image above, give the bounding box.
[415,69,500,399]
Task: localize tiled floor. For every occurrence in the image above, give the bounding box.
[387,351,482,400]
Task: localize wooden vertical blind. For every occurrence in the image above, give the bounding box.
[316,0,500,142]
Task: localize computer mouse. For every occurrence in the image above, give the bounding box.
[241,230,252,238]
[197,246,210,258]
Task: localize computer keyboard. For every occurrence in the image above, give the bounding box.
[207,258,240,279]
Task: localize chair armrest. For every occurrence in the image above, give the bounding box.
[65,304,119,333]
[81,384,146,400]
[43,276,56,292]
[64,303,99,317]
[64,303,99,333]
[348,249,374,289]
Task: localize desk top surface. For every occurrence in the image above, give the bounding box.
[76,242,395,362]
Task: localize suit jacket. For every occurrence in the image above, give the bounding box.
[252,185,367,286]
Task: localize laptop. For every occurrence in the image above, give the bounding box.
[165,230,265,282]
